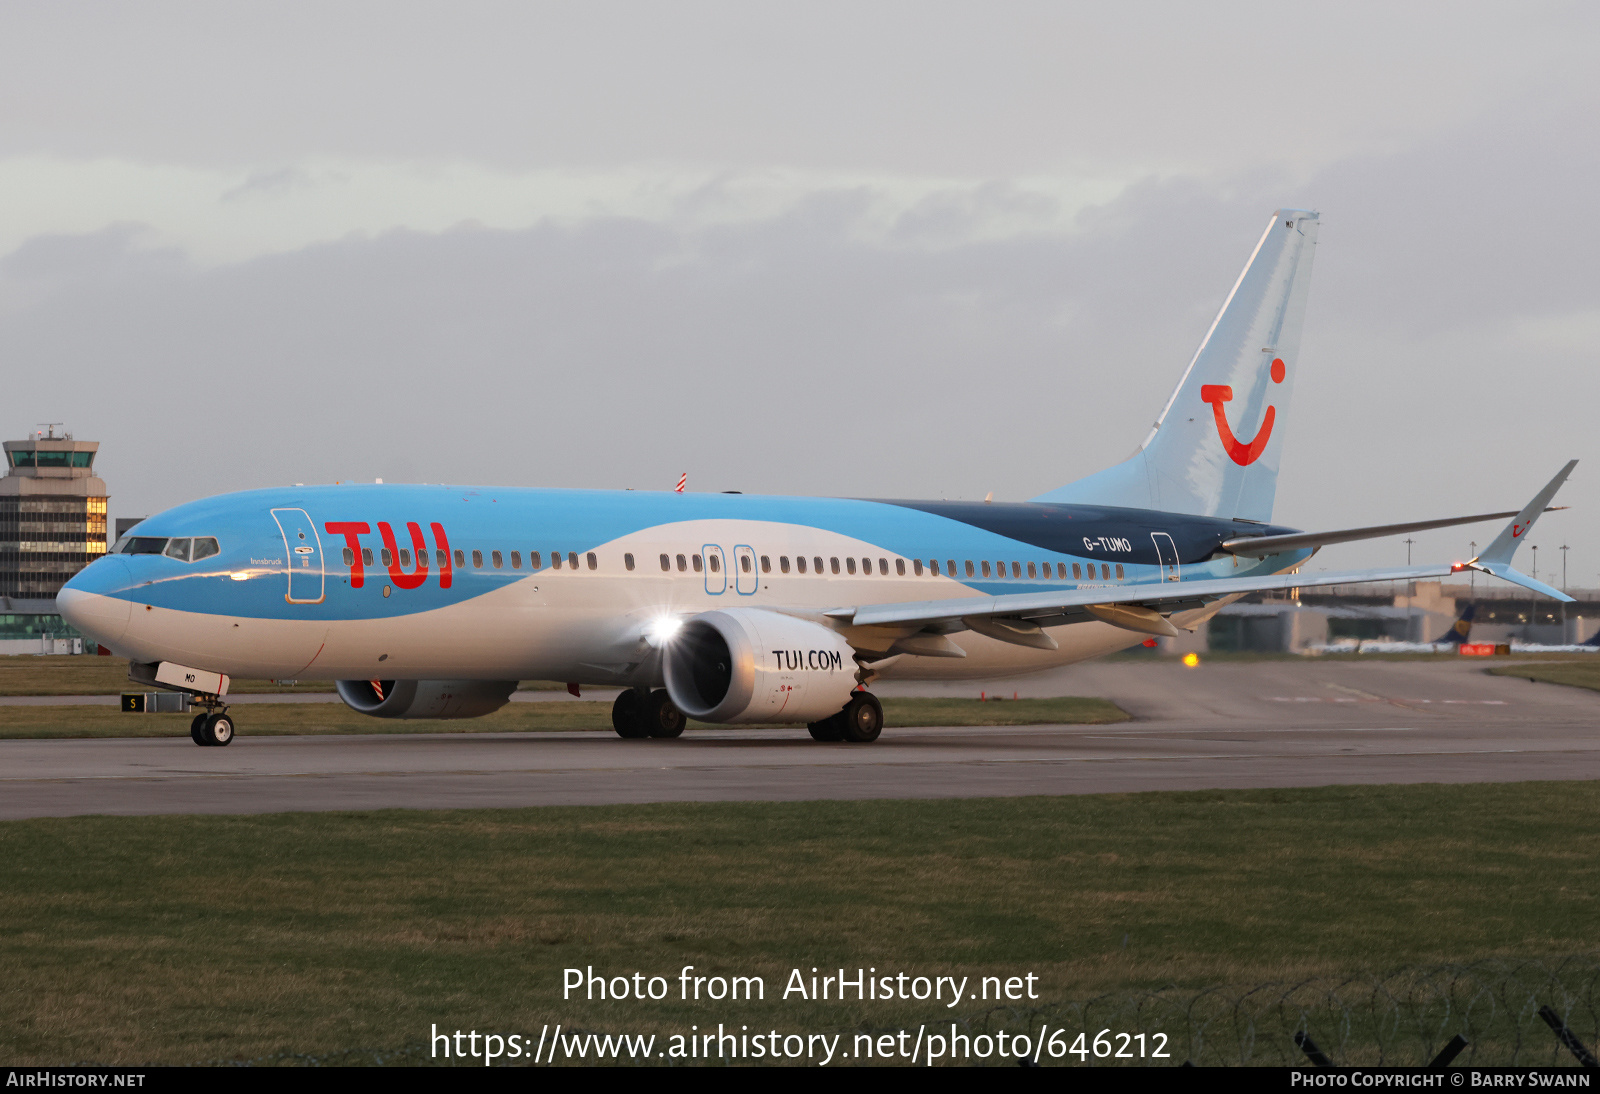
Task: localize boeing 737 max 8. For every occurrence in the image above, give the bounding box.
[57,209,1576,745]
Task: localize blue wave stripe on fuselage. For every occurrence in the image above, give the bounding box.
[80,483,1307,621]
[866,498,1295,562]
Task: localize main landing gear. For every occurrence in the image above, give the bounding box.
[612,688,687,739]
[808,691,883,744]
[189,696,234,746]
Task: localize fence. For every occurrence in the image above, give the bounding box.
[957,956,1600,1066]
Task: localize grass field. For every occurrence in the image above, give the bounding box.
[3,782,1598,1065]
[0,656,568,696]
[0,695,1127,739]
[1489,659,1600,692]
[0,655,330,695]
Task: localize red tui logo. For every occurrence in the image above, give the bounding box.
[324,521,453,589]
[1201,358,1286,466]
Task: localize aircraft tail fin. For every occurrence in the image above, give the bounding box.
[1035,209,1319,522]
[1433,602,1475,645]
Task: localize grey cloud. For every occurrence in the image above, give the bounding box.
[0,222,183,281]
[221,167,320,202]
[1,88,1596,576]
[0,2,1589,175]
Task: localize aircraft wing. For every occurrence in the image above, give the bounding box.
[825,462,1578,643]
[829,562,1465,634]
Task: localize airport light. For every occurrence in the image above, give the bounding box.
[1560,544,1570,632]
[1530,546,1539,637]
[1182,652,1200,668]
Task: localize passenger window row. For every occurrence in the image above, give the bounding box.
[649,552,1125,581]
[340,547,605,572]
[657,553,719,573]
[337,544,1127,582]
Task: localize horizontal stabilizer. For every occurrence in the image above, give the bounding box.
[1222,507,1565,557]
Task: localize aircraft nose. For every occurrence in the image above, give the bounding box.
[58,556,133,647]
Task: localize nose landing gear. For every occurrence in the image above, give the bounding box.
[189,697,234,746]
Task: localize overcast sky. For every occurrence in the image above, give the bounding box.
[2,1,1596,580]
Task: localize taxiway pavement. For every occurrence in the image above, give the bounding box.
[3,658,1596,819]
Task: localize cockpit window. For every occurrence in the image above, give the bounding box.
[119,537,169,555]
[115,535,220,561]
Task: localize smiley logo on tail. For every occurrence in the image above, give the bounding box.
[1200,357,1286,466]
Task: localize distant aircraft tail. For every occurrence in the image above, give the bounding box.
[1035,209,1320,522]
[1433,602,1476,645]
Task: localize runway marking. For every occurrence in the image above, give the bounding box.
[1086,728,1418,738]
[1262,697,1507,705]
[1322,682,1435,711]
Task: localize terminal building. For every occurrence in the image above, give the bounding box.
[1172,582,1600,655]
[0,427,108,654]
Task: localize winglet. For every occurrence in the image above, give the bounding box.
[1463,460,1577,602]
[1476,461,1576,565]
[1476,561,1574,603]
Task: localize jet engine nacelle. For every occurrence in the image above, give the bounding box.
[664,608,859,724]
[334,679,518,719]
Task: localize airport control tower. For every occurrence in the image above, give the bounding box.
[0,425,108,599]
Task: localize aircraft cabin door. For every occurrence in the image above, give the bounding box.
[703,544,727,595]
[1151,532,1181,583]
[734,544,758,595]
[272,508,326,604]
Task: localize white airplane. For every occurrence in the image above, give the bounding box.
[59,209,1575,746]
